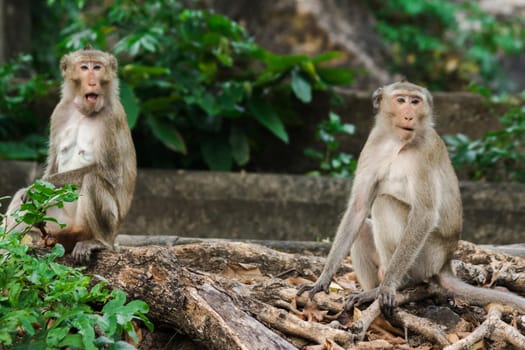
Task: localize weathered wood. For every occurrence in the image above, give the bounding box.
[117,234,333,255]
[56,240,525,349]
[60,246,296,350]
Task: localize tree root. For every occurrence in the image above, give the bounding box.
[444,304,525,350]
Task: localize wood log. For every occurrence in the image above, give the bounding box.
[60,245,297,350]
[56,240,525,349]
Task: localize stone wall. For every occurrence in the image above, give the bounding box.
[1,161,524,245]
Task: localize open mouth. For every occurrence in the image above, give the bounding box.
[399,126,414,132]
[85,93,99,103]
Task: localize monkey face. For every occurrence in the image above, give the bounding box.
[391,93,422,141]
[60,48,118,116]
[72,60,109,115]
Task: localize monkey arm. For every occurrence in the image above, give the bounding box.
[298,174,378,299]
[42,165,96,187]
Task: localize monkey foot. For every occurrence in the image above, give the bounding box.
[71,240,106,264]
[296,281,330,300]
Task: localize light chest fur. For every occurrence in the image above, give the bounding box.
[374,139,418,207]
[56,109,100,172]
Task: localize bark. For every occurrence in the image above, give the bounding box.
[58,240,525,350]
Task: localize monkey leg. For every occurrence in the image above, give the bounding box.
[350,218,380,291]
[3,187,34,234]
[71,174,119,263]
[346,219,381,311]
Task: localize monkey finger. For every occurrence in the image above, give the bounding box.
[344,289,376,311]
[378,291,396,318]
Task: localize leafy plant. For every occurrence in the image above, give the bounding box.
[304,111,357,177]
[372,0,525,91]
[444,90,525,182]
[2,0,355,171]
[0,180,153,349]
[0,54,52,161]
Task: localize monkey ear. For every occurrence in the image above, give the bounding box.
[372,87,383,109]
[60,55,69,77]
[424,89,433,108]
[108,55,118,73]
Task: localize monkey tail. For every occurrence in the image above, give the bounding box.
[438,270,525,313]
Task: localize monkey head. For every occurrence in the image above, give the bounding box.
[60,47,119,115]
[372,81,434,143]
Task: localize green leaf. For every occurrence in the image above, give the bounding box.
[263,51,308,72]
[247,98,289,143]
[229,126,250,166]
[311,51,343,64]
[0,141,39,160]
[119,81,140,129]
[59,334,84,348]
[47,326,71,346]
[201,139,232,171]
[291,70,312,103]
[147,117,187,154]
[317,67,356,85]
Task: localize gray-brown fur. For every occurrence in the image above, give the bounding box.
[5,48,136,263]
[298,81,525,316]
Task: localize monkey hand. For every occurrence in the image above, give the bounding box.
[344,289,378,312]
[72,239,106,264]
[296,279,330,300]
[377,284,397,318]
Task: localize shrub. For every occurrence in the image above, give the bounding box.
[0,180,153,349]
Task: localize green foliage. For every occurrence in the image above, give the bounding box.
[444,91,525,182]
[372,0,525,91]
[0,181,152,349]
[4,0,354,171]
[305,111,357,177]
[0,55,52,161]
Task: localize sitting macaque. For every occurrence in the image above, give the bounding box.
[298,81,525,315]
[4,46,136,263]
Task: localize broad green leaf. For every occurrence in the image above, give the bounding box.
[317,67,356,85]
[59,334,84,348]
[311,51,343,64]
[147,117,187,154]
[47,326,71,346]
[263,52,308,72]
[201,140,232,171]
[291,70,312,103]
[119,81,140,129]
[247,98,289,143]
[0,141,39,160]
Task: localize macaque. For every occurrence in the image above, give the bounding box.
[298,81,525,315]
[4,46,136,263]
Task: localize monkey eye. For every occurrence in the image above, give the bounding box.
[396,96,406,103]
[80,63,89,71]
[411,98,420,105]
[93,64,102,71]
